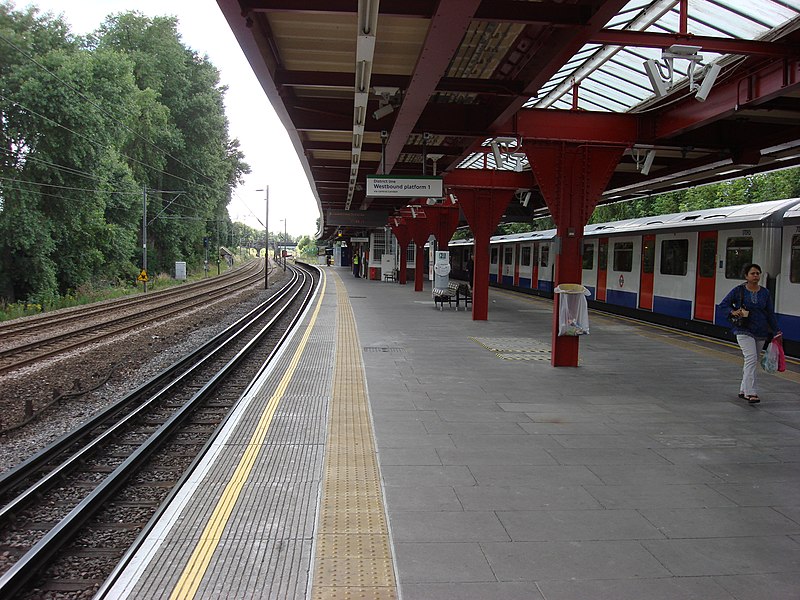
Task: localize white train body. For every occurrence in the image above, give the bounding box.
[449,198,800,354]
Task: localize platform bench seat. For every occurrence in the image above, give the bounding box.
[383,270,396,282]
[432,281,460,310]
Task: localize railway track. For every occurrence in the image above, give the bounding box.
[0,262,319,598]
[0,260,266,376]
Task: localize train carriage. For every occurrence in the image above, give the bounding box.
[448,197,800,356]
[778,203,800,342]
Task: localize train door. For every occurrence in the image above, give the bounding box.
[639,234,655,310]
[513,243,521,286]
[531,243,539,289]
[597,237,608,301]
[694,230,717,321]
[498,244,505,283]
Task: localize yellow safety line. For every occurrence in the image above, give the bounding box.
[168,273,327,600]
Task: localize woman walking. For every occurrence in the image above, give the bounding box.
[718,263,780,404]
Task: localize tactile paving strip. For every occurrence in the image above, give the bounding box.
[471,336,551,360]
[311,274,398,600]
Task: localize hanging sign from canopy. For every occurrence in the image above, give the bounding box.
[366,175,443,198]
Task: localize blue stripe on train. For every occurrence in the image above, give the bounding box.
[519,277,531,288]
[502,275,514,285]
[605,288,637,309]
[777,312,800,343]
[653,296,693,320]
[538,280,554,293]
[489,273,498,283]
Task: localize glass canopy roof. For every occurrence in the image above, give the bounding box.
[461,0,800,170]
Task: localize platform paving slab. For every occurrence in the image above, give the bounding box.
[341,272,799,599]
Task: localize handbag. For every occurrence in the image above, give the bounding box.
[728,286,748,328]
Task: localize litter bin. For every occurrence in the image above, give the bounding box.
[554,283,590,336]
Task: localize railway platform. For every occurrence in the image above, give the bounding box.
[99,265,800,600]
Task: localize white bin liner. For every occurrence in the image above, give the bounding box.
[554,283,590,336]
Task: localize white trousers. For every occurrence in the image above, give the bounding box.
[736,334,766,396]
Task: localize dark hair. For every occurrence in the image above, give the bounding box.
[741,263,762,278]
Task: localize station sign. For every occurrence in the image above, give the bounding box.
[326,209,388,227]
[366,175,443,198]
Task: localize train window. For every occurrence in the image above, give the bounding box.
[582,243,594,269]
[641,239,655,274]
[660,239,689,276]
[406,244,415,263]
[791,234,800,283]
[725,236,753,279]
[521,246,531,266]
[504,247,513,264]
[699,238,716,278]
[540,244,549,267]
[491,247,498,264]
[613,242,633,272]
[598,241,608,270]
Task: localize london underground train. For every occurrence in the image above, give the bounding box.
[448,198,800,356]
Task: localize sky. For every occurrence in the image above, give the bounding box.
[18,0,320,239]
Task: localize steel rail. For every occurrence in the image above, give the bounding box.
[95,262,322,599]
[0,264,266,375]
[0,263,317,597]
[0,269,299,500]
[0,260,263,337]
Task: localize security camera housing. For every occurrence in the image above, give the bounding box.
[490,141,504,169]
[641,149,656,175]
[373,103,394,120]
[644,59,670,97]
[695,63,721,102]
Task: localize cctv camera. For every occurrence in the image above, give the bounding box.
[380,130,388,140]
[373,104,394,120]
[695,63,721,102]
[644,59,670,97]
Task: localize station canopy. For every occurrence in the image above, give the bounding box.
[217,0,800,239]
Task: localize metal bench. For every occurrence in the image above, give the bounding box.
[455,283,472,310]
[432,281,460,310]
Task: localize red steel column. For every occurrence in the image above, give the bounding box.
[524,142,625,366]
[405,215,435,292]
[420,203,460,251]
[450,188,514,320]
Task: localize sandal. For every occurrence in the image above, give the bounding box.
[738,393,745,399]
[746,395,760,404]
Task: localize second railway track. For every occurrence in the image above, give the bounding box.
[0,260,267,376]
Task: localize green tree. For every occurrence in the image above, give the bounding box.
[0,5,250,303]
